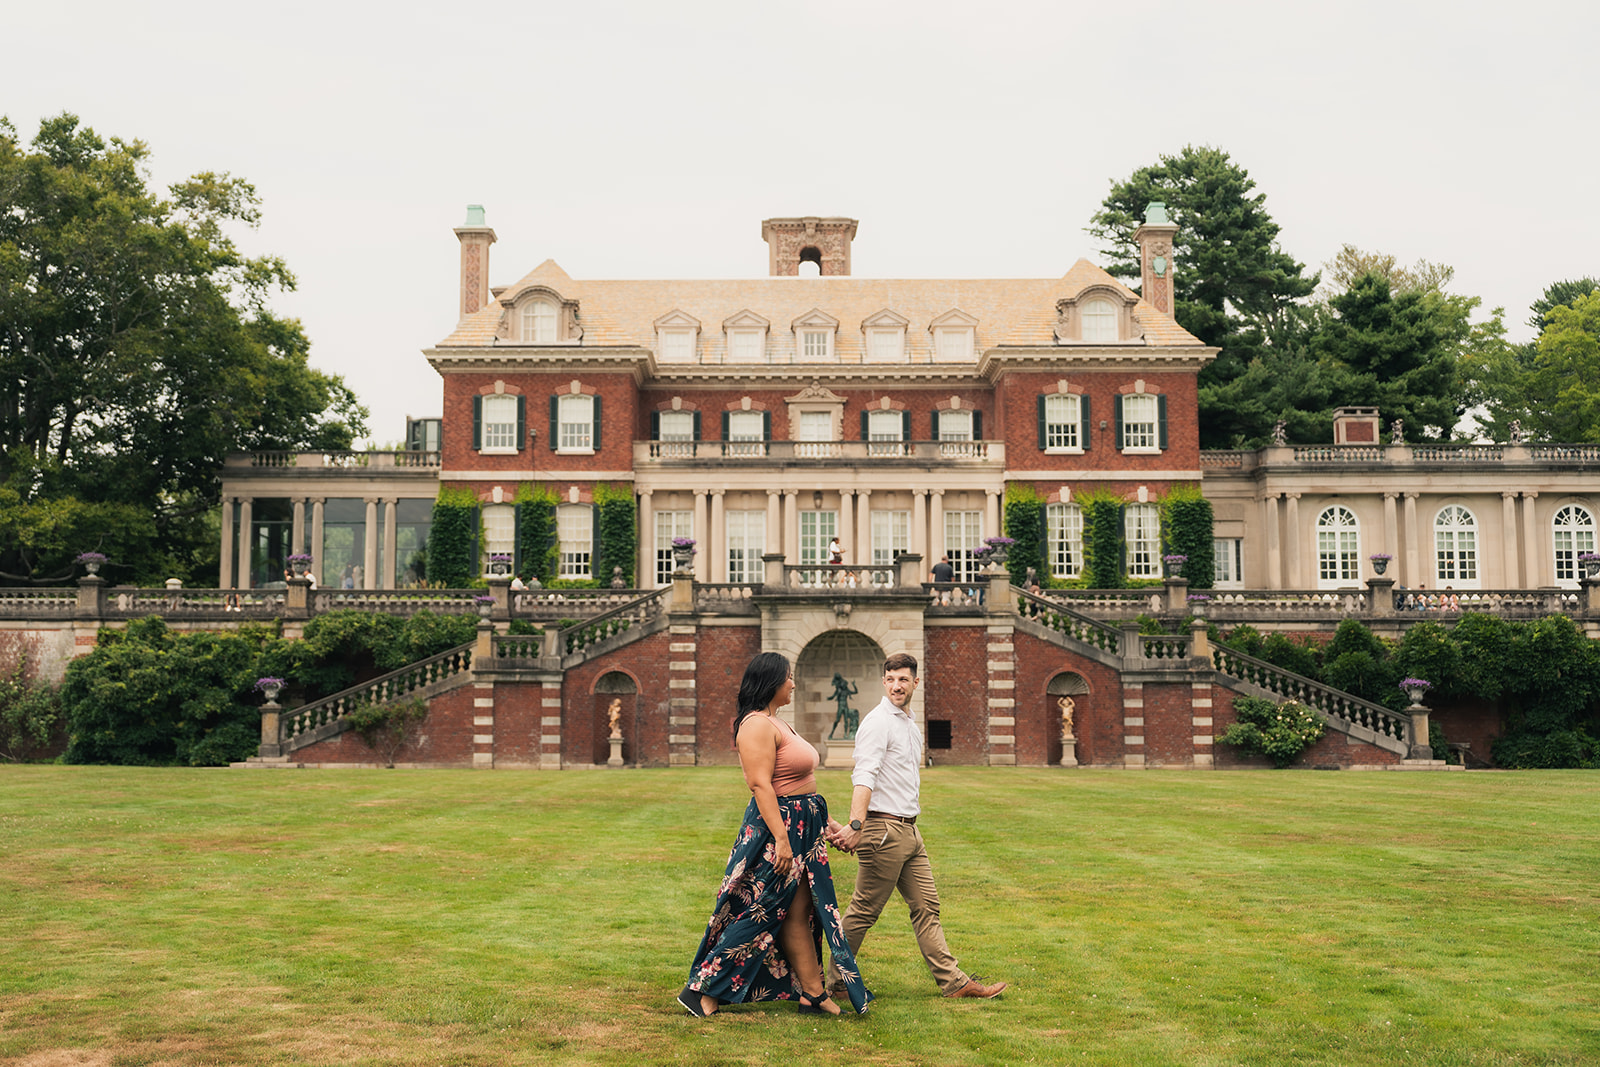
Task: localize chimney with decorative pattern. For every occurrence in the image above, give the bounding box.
[454,205,497,321]
[1134,203,1178,315]
[760,216,858,276]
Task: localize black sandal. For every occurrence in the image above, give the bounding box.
[798,989,838,1015]
[678,984,716,1017]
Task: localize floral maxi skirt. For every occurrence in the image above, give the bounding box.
[685,793,871,1013]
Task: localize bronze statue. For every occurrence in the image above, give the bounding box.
[827,673,859,740]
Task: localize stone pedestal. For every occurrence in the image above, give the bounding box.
[258,701,282,759]
[1059,735,1079,768]
[607,737,624,767]
[824,738,856,769]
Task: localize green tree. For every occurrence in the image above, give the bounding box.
[1526,277,1599,332]
[1088,146,1318,447]
[0,114,367,585]
[1471,291,1600,442]
[1320,245,1455,298]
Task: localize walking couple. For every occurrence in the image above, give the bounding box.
[678,651,1008,1017]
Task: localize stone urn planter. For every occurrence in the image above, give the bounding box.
[75,552,106,575]
[288,553,313,577]
[1370,554,1391,576]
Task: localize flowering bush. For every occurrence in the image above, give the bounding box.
[488,553,512,562]
[1163,554,1188,565]
[253,677,285,693]
[1217,697,1325,768]
[74,552,108,564]
[984,537,1015,546]
[287,553,313,563]
[1369,553,1393,562]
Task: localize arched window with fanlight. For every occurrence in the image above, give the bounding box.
[1081,299,1118,343]
[1552,504,1597,587]
[1434,505,1479,589]
[1316,506,1361,588]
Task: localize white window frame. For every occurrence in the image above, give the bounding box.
[520,299,558,344]
[1044,394,1081,453]
[944,510,984,583]
[728,329,766,363]
[1081,298,1118,343]
[1434,505,1480,589]
[800,329,833,361]
[482,505,515,571]
[480,394,518,454]
[1046,502,1083,579]
[867,410,903,457]
[557,504,592,579]
[1124,503,1161,579]
[871,510,909,567]
[658,329,696,363]
[726,510,766,585]
[657,411,694,441]
[558,394,594,453]
[1213,538,1243,589]
[654,510,692,587]
[800,510,838,567]
[867,328,906,363]
[938,410,973,442]
[1553,504,1597,587]
[1121,394,1159,453]
[934,327,974,362]
[1317,506,1361,588]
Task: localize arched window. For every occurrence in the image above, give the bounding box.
[1552,504,1597,586]
[1434,505,1479,588]
[520,300,558,343]
[1081,299,1117,343]
[1317,506,1360,588]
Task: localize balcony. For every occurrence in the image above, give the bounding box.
[634,439,1004,467]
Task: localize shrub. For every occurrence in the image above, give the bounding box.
[1258,632,1321,679]
[345,698,429,768]
[1218,696,1326,768]
[428,486,480,588]
[1222,624,1264,657]
[0,653,62,762]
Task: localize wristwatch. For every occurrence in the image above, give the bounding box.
[849,819,862,831]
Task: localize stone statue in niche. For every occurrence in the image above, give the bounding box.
[827,673,860,740]
[608,698,622,740]
[1058,696,1075,739]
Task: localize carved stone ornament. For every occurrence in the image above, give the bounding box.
[785,380,848,404]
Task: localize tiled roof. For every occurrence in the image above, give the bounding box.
[435,258,1206,358]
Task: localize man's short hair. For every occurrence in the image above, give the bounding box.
[883,652,919,677]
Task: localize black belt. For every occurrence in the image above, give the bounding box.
[867,811,917,825]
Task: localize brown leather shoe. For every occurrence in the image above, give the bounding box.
[945,977,1007,999]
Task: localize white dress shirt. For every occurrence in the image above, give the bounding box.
[850,695,922,818]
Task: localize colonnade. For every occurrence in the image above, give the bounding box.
[220,495,400,590]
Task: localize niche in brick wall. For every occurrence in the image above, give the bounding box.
[1047,671,1091,767]
[594,671,638,766]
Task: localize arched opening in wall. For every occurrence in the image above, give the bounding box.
[594,670,639,766]
[799,246,822,276]
[1047,671,1091,767]
[795,630,884,762]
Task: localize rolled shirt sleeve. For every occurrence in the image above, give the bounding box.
[851,701,892,793]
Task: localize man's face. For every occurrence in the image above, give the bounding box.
[883,667,919,710]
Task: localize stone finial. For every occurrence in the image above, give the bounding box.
[454,204,497,321]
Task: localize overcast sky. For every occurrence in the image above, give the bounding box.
[7,0,1597,445]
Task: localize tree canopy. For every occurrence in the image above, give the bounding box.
[0,114,367,584]
[1468,289,1600,442]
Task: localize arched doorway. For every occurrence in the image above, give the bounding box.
[1047,671,1091,766]
[593,670,638,766]
[794,631,884,759]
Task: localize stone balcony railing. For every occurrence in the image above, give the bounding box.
[634,439,1003,465]
[1201,442,1600,471]
[223,450,442,470]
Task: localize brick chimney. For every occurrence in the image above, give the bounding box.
[454,205,497,321]
[761,216,858,276]
[1133,202,1178,315]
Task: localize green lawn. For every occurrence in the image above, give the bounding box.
[1,766,1596,1067]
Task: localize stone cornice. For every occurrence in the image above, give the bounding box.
[977,346,1218,380]
[425,347,653,383]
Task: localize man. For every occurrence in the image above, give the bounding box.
[930,554,954,583]
[828,653,1008,1000]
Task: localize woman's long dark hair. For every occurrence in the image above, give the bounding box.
[732,651,791,743]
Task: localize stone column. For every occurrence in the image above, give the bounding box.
[1383,492,1400,567]
[986,489,1002,544]
[1403,493,1420,589]
[856,489,872,568]
[382,497,398,589]
[1284,493,1302,588]
[637,490,654,587]
[784,490,799,564]
[1262,494,1281,590]
[363,497,379,590]
[837,490,854,565]
[1501,491,1520,587]
[219,497,235,590]
[929,490,945,565]
[310,499,326,587]
[238,498,253,590]
[693,490,709,582]
[291,498,306,556]
[709,489,726,583]
[912,488,928,562]
[765,489,782,556]
[1521,492,1540,588]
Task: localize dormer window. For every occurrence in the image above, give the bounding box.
[654,310,702,363]
[521,299,558,343]
[862,309,909,363]
[722,310,770,364]
[929,308,978,362]
[792,308,839,362]
[1081,299,1117,343]
[801,330,831,360]
[1054,286,1141,345]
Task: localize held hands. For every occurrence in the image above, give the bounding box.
[825,817,859,854]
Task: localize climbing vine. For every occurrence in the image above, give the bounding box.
[1002,484,1047,586]
[428,486,480,589]
[515,482,558,586]
[593,482,637,588]
[1162,484,1214,589]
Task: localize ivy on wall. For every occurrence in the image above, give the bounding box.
[1078,490,1125,589]
[1162,484,1215,589]
[428,486,479,589]
[1002,484,1047,586]
[592,482,637,588]
[515,482,558,586]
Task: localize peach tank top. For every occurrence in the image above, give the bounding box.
[770,717,819,796]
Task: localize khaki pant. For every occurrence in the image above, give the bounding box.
[830,817,969,995]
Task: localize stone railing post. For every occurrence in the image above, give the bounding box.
[487,576,512,622]
[541,625,562,663]
[1406,700,1433,760]
[896,552,924,590]
[1163,576,1189,614]
[762,552,785,588]
[1367,577,1396,618]
[285,577,311,621]
[1188,617,1210,664]
[1582,577,1600,618]
[1119,620,1143,667]
[75,575,107,620]
[670,574,695,613]
[474,617,495,663]
[258,698,283,759]
[984,569,1014,612]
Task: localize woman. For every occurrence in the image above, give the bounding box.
[679,652,870,1017]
